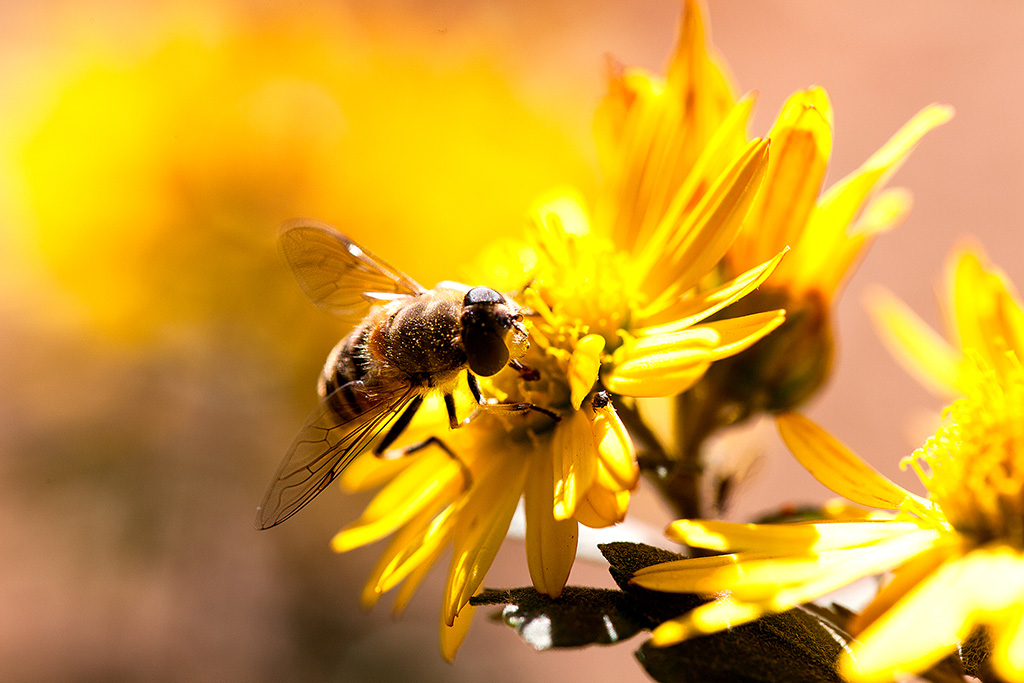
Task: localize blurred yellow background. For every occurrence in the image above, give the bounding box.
[1,1,1021,681]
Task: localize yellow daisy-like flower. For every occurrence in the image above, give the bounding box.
[593,0,952,519]
[631,349,1024,681]
[871,244,1024,398]
[330,3,792,657]
[698,91,953,416]
[598,2,952,419]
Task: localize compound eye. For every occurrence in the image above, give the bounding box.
[463,286,505,307]
[463,324,511,377]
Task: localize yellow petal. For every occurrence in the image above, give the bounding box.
[791,104,952,295]
[590,398,639,490]
[634,528,940,602]
[640,138,770,298]
[600,0,739,255]
[992,604,1024,682]
[765,529,945,609]
[362,504,456,605]
[525,454,578,598]
[699,309,788,361]
[814,187,913,298]
[390,531,448,616]
[667,518,928,554]
[605,327,719,397]
[332,451,463,552]
[443,461,527,625]
[845,546,1024,682]
[866,286,963,397]
[633,94,756,297]
[338,447,417,493]
[665,0,738,127]
[840,553,973,682]
[851,535,963,632]
[611,310,784,397]
[953,247,1024,371]
[649,598,767,646]
[574,481,630,528]
[638,249,787,333]
[740,87,833,270]
[568,334,605,409]
[776,412,934,518]
[440,603,476,663]
[552,408,599,520]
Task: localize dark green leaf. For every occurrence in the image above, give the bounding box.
[637,606,847,683]
[471,586,647,649]
[598,541,686,591]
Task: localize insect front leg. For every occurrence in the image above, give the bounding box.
[466,374,561,423]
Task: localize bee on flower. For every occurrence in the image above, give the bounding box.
[292,3,798,656]
[631,247,1024,683]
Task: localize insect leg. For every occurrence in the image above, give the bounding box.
[509,359,540,382]
[467,373,484,404]
[467,372,560,422]
[482,401,561,423]
[373,393,423,454]
[398,436,473,490]
[443,392,459,429]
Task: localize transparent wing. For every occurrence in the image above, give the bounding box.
[279,218,426,324]
[255,382,419,530]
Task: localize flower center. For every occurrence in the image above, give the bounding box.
[902,355,1024,548]
[529,229,636,348]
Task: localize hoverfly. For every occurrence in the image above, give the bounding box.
[256,219,539,530]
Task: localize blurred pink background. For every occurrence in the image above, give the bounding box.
[1,1,1021,681]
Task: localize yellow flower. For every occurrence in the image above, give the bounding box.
[597,2,952,421]
[590,0,952,520]
[870,244,1024,398]
[632,352,1024,682]
[698,92,953,416]
[331,3,794,656]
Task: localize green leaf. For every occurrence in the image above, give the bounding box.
[637,607,847,683]
[471,542,702,650]
[471,586,647,649]
[599,541,686,591]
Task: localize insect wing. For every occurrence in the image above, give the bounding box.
[279,219,426,324]
[255,382,419,529]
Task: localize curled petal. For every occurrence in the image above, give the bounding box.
[552,408,599,521]
[699,309,787,361]
[440,603,477,663]
[575,477,630,529]
[589,398,639,490]
[568,334,606,409]
[738,87,832,271]
[605,327,718,397]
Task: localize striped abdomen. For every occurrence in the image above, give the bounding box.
[317,323,379,422]
[317,290,466,423]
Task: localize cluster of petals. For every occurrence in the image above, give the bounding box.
[634,249,1024,682]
